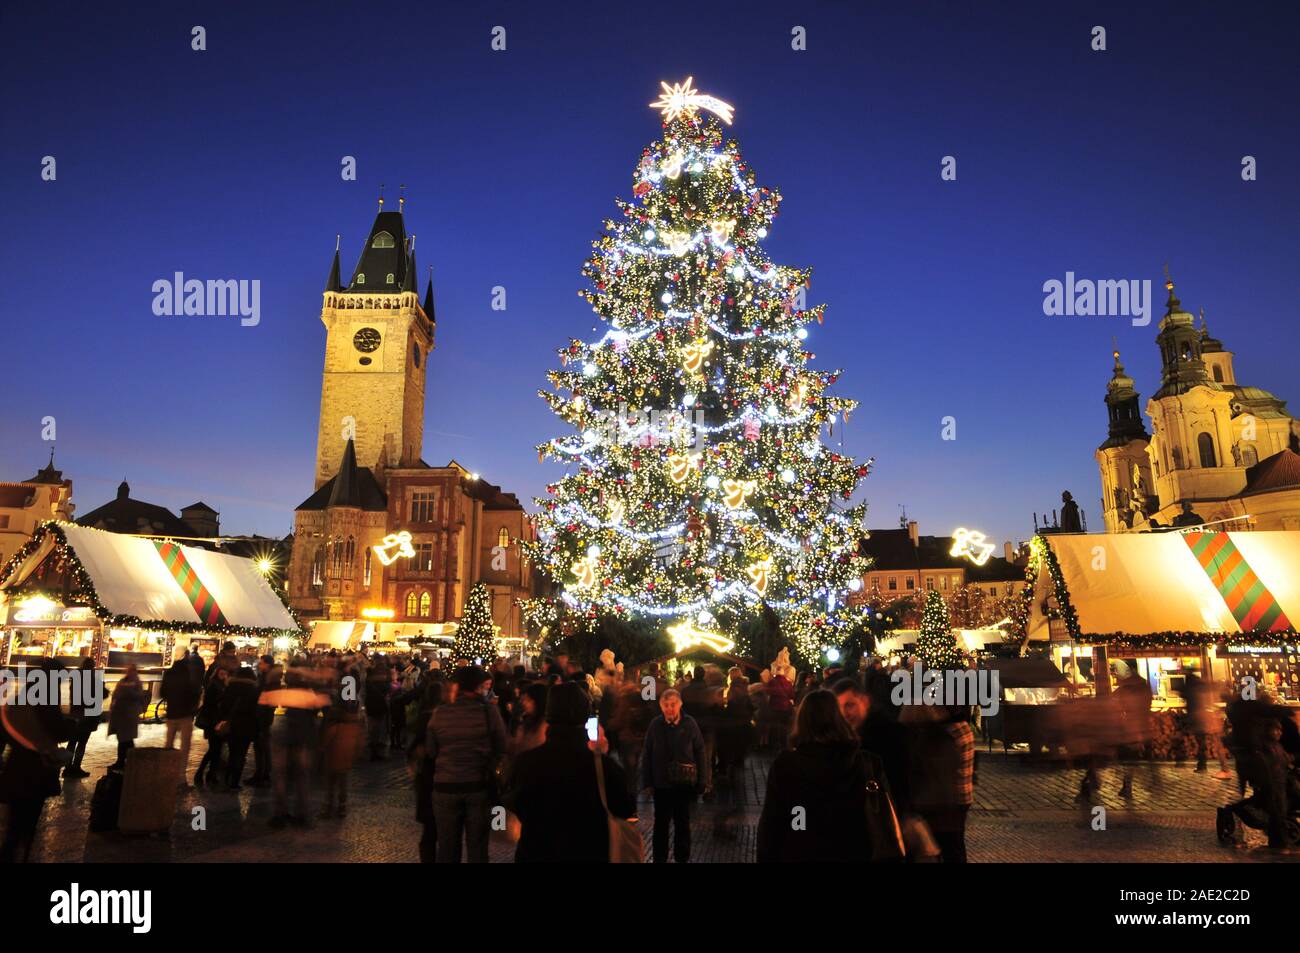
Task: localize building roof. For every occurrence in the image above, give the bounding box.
[859,528,1022,581]
[181,501,218,514]
[1,522,298,635]
[25,451,66,485]
[76,481,198,538]
[1241,448,1300,497]
[297,440,388,512]
[345,209,410,293]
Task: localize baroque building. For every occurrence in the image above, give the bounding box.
[0,453,74,566]
[1097,274,1300,532]
[287,202,535,638]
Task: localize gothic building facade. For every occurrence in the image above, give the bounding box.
[1096,275,1300,533]
[287,203,535,638]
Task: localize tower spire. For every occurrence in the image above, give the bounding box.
[325,234,342,292]
[422,265,436,323]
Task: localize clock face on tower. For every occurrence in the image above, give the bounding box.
[353,327,381,353]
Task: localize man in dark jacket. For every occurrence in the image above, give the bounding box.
[219,666,260,788]
[248,655,279,786]
[161,655,202,786]
[833,676,912,814]
[504,682,635,862]
[427,666,509,863]
[640,688,706,863]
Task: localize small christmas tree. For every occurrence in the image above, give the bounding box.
[453,582,497,664]
[915,590,964,669]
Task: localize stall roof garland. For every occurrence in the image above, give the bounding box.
[0,522,302,640]
[1011,532,1299,649]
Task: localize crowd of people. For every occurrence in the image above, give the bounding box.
[1,642,1298,862]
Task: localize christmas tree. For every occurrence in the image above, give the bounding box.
[915,590,964,669]
[453,582,497,664]
[528,79,874,662]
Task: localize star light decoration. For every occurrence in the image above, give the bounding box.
[649,77,735,125]
[667,618,735,654]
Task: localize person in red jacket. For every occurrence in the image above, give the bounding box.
[767,669,796,752]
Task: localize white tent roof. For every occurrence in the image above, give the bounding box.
[2,522,298,634]
[1026,531,1300,640]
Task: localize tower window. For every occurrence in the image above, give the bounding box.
[1213,365,1223,383]
[364,548,372,587]
[411,491,437,523]
[356,274,365,285]
[1197,432,1217,468]
[497,527,510,548]
[371,231,395,249]
[386,273,395,284]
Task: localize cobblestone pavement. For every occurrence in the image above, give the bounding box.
[8,724,1298,863]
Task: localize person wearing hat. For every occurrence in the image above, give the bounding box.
[502,682,635,862]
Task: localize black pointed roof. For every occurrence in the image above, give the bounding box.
[296,440,388,512]
[401,247,418,293]
[325,246,342,293]
[25,450,64,485]
[345,209,409,293]
[422,269,436,323]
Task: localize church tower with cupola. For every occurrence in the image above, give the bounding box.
[1096,269,1300,532]
[1095,346,1154,532]
[314,195,437,489]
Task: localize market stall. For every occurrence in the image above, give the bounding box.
[1017,529,1300,757]
[0,522,300,700]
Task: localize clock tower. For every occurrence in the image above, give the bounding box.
[314,201,436,488]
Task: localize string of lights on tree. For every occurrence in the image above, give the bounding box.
[523,80,874,661]
[915,589,965,669]
[453,582,498,664]
[0,521,302,640]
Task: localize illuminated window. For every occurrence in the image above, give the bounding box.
[888,577,897,591]
[363,548,372,587]
[411,491,436,523]
[497,527,510,548]
[419,591,432,617]
[414,542,433,572]
[312,548,324,586]
[345,536,355,569]
[906,577,915,590]
[405,591,418,616]
[371,231,395,249]
[386,273,395,284]
[356,274,365,285]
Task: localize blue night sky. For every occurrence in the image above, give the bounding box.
[2,1,1297,547]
